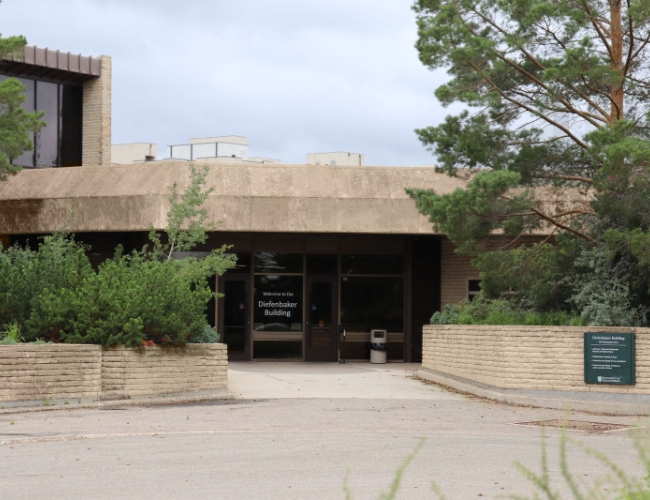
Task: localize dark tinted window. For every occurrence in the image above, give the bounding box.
[340,276,404,332]
[0,75,83,168]
[226,253,251,274]
[341,255,403,275]
[60,84,83,167]
[36,81,59,167]
[254,252,303,273]
[13,78,35,168]
[307,254,337,274]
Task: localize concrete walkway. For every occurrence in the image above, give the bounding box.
[228,362,463,400]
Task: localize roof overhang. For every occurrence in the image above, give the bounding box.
[0,162,589,237]
[0,46,101,84]
[0,162,469,235]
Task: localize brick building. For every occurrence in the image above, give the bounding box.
[0,47,573,363]
[0,45,111,168]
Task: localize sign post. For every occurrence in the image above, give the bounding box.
[584,332,635,385]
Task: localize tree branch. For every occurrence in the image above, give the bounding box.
[531,174,594,184]
[530,206,600,246]
[457,2,609,127]
[467,60,590,149]
[579,0,613,58]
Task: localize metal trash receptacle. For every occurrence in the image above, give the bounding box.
[370,329,387,364]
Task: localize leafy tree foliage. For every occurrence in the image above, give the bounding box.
[409,0,650,324]
[148,163,216,261]
[0,14,45,180]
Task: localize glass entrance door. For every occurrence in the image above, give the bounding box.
[218,276,251,361]
[305,276,337,362]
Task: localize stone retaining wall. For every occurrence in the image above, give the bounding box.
[423,325,650,394]
[0,345,101,402]
[0,344,228,404]
[101,344,228,399]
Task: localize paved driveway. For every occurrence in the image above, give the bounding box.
[0,362,647,499]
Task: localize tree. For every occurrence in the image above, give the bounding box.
[0,12,45,180]
[148,163,217,261]
[408,0,650,323]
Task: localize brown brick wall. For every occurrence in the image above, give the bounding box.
[101,344,228,398]
[0,345,101,402]
[0,343,228,403]
[82,55,111,166]
[440,236,549,307]
[440,238,479,307]
[423,325,650,394]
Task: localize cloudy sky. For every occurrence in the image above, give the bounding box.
[0,0,454,166]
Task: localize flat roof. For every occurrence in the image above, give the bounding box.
[0,162,586,236]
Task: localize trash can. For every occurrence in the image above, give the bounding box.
[370,329,387,364]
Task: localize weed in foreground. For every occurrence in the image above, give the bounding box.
[344,426,650,499]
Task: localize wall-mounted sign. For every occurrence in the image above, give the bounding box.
[253,275,303,332]
[584,332,635,385]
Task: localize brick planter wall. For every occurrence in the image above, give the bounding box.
[422,325,650,394]
[0,344,101,402]
[0,343,228,404]
[101,344,228,399]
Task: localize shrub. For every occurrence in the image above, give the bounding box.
[567,247,649,326]
[0,164,236,346]
[60,250,231,347]
[188,324,221,343]
[431,295,582,326]
[0,234,93,341]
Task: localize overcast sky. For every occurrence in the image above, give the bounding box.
[0,0,454,166]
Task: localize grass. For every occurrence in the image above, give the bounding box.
[345,426,650,499]
[0,321,22,345]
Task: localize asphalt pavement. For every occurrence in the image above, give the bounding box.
[0,362,648,499]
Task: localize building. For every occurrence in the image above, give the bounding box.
[307,152,365,166]
[0,45,111,167]
[0,47,576,363]
[166,136,281,164]
[0,160,584,362]
[111,143,157,164]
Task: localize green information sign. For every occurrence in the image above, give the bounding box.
[584,332,635,385]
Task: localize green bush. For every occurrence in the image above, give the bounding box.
[0,165,236,347]
[0,238,234,347]
[567,247,649,327]
[60,252,226,347]
[0,234,93,341]
[431,296,583,326]
[188,324,221,343]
